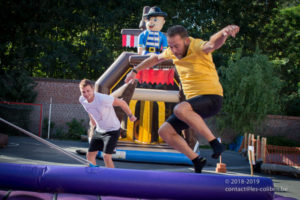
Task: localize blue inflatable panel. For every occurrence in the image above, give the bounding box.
[0,163,275,200]
[97,149,193,165]
[229,136,244,152]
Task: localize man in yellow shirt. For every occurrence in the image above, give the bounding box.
[125,24,239,173]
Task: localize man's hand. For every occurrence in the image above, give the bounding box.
[203,25,240,54]
[125,70,137,83]
[125,54,163,83]
[128,114,137,122]
[222,25,240,38]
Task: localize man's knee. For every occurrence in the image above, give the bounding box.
[158,123,176,138]
[158,124,167,137]
[174,102,191,119]
[102,153,112,162]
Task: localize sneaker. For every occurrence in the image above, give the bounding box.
[211,143,225,159]
[194,157,207,173]
[76,149,87,155]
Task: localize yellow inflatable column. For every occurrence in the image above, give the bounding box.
[138,101,152,143]
[157,101,165,143]
[126,100,165,144]
[126,100,137,141]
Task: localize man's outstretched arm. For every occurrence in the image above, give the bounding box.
[125,54,167,83]
[202,25,240,54]
[112,98,137,122]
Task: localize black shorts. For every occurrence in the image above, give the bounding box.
[88,129,120,154]
[166,95,223,134]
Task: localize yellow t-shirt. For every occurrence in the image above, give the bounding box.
[161,37,223,99]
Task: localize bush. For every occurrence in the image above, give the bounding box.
[0,70,37,103]
[285,94,300,116]
[43,119,86,140]
[66,118,86,140]
[217,48,282,134]
[53,126,67,139]
[0,70,37,134]
[267,136,299,147]
[0,103,33,135]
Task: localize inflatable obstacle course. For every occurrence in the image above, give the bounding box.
[0,163,276,200]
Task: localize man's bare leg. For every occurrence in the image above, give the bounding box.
[103,153,114,168]
[173,102,224,159]
[159,123,198,160]
[158,123,206,173]
[86,151,98,165]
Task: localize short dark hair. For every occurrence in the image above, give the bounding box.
[79,79,93,89]
[167,25,189,38]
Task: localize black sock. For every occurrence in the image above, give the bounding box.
[209,138,224,159]
[192,156,206,173]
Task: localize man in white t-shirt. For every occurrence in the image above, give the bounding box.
[79,79,137,168]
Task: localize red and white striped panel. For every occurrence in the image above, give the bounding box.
[122,34,139,48]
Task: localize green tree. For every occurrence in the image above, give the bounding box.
[0,0,298,116]
[0,70,37,133]
[217,49,282,134]
[0,0,283,79]
[261,4,300,115]
[0,70,37,103]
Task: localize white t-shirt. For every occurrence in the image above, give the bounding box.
[79,92,120,133]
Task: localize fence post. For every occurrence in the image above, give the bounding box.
[248,145,254,176]
[47,97,52,139]
[243,133,248,152]
[256,135,261,161]
[261,137,267,163]
[251,134,255,163]
[247,133,252,151]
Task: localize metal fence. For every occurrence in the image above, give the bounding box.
[266,145,300,166]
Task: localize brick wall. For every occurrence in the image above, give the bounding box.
[33,78,90,137]
[34,77,82,104]
[260,115,300,143]
[31,78,300,144]
[208,115,300,145]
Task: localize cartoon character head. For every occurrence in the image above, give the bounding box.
[143,6,167,32]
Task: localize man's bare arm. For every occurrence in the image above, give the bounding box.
[88,114,96,127]
[202,25,240,54]
[125,54,167,83]
[112,98,137,122]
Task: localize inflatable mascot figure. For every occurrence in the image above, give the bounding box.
[138,6,168,55]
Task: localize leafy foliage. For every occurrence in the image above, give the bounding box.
[267,135,299,147]
[261,5,300,115]
[0,0,282,79]
[66,118,86,140]
[51,118,86,140]
[217,49,282,133]
[0,0,299,116]
[0,70,37,103]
